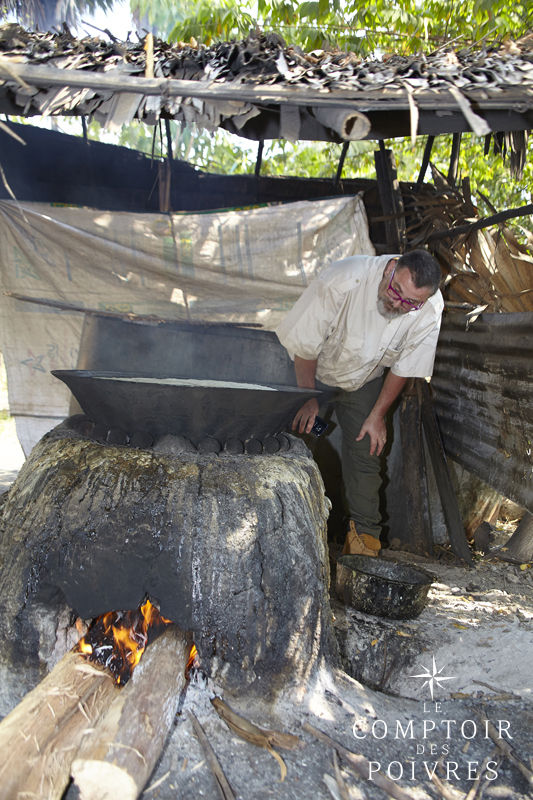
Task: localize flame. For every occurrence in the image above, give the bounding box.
[75,599,171,685]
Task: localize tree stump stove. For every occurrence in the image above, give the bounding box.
[0,426,337,710]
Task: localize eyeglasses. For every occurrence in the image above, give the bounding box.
[386,268,424,311]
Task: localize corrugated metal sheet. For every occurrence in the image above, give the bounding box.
[432,311,533,514]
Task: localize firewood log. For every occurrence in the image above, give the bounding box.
[71,625,189,800]
[0,650,118,800]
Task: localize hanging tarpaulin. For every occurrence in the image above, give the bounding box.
[0,194,374,453]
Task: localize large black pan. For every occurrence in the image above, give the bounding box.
[52,370,320,445]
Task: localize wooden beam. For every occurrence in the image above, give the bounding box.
[399,386,433,556]
[425,202,533,243]
[333,141,350,190]
[1,61,531,114]
[374,145,406,253]
[418,379,474,566]
[255,140,264,177]
[415,135,435,189]
[447,132,462,187]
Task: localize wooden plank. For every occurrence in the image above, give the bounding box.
[374,145,406,253]
[447,132,462,187]
[2,62,532,115]
[419,379,474,566]
[399,390,433,556]
[415,135,435,189]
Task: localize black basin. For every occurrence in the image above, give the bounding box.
[336,555,435,619]
[52,370,320,446]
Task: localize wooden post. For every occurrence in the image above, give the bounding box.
[0,651,118,800]
[415,135,434,189]
[399,382,433,556]
[333,141,350,190]
[72,625,190,800]
[447,132,462,187]
[374,143,406,253]
[418,379,474,566]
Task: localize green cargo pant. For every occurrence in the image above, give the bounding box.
[333,376,384,540]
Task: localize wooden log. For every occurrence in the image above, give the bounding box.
[71,625,189,800]
[399,388,433,556]
[418,380,474,566]
[374,144,407,253]
[0,650,118,800]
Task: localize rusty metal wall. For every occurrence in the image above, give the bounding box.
[432,311,533,514]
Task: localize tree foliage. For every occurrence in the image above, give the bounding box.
[132,0,533,54]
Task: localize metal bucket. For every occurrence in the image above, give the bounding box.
[336,555,434,619]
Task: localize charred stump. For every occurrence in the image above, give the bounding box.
[0,427,336,705]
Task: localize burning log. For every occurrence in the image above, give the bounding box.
[0,650,118,800]
[71,624,189,800]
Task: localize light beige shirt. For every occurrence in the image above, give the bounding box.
[275,254,444,391]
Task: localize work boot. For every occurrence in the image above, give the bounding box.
[342,521,381,558]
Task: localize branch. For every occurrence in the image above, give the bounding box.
[425,204,533,243]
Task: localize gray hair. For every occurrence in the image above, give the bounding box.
[396,250,441,295]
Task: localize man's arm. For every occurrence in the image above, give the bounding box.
[292,355,320,434]
[356,371,407,456]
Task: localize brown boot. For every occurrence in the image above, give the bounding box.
[342,521,381,558]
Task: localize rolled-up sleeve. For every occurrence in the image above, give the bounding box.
[275,274,342,361]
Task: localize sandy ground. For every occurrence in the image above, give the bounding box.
[64,532,533,800]
[331,540,533,704]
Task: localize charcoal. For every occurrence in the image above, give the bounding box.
[275,433,291,452]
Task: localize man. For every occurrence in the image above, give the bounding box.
[275,250,443,557]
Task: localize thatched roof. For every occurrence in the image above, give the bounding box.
[1,23,532,145]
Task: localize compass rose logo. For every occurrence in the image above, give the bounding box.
[411,656,456,699]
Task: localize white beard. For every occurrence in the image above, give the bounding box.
[377,297,404,320]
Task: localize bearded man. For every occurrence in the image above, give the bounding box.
[275,250,443,557]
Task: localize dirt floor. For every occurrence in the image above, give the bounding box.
[1,396,531,800]
[103,529,533,800]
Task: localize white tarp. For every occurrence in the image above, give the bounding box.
[0,195,374,453]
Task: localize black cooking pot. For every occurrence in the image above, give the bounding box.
[336,555,435,619]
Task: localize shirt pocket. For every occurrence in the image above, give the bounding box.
[380,342,403,367]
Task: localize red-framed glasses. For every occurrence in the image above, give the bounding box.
[387,268,424,311]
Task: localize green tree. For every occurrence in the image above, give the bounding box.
[132,0,533,54]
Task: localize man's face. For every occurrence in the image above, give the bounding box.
[377,259,433,320]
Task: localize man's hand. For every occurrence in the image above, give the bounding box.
[292,398,320,434]
[356,412,387,456]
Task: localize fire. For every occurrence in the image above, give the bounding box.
[76,599,172,685]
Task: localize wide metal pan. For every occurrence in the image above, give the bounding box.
[52,370,320,446]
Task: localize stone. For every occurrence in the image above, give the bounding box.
[154,434,197,455]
